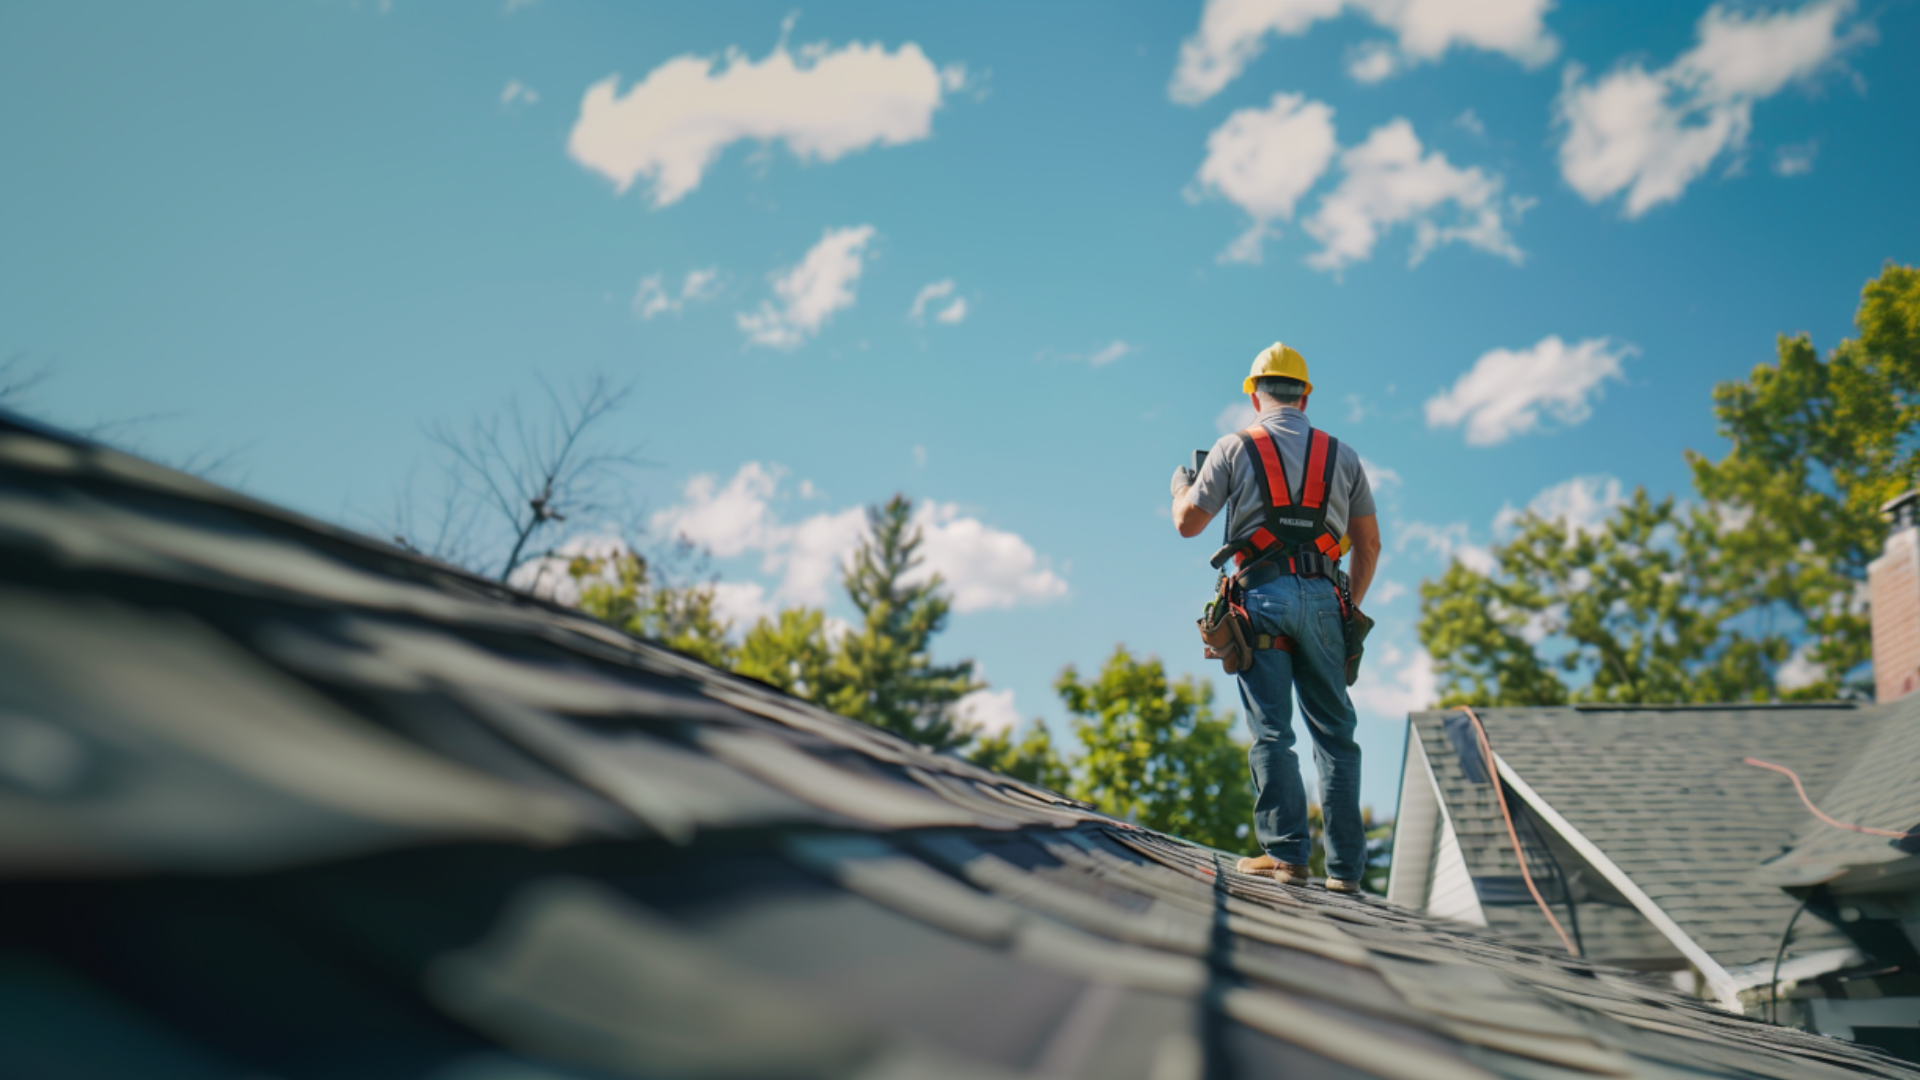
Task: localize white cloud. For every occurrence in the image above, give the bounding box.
[1424,335,1630,445]
[1777,641,1827,690]
[908,279,953,321]
[909,279,968,325]
[1454,108,1487,137]
[1304,119,1521,272]
[1087,341,1131,368]
[652,463,1067,614]
[634,267,722,319]
[652,462,787,559]
[1774,140,1817,176]
[1493,475,1627,540]
[954,687,1022,738]
[1170,0,1557,103]
[1371,580,1407,605]
[1216,399,1259,435]
[738,226,876,349]
[568,38,949,207]
[1347,41,1400,83]
[710,580,777,629]
[911,503,1071,612]
[501,80,539,106]
[1189,92,1338,265]
[1360,455,1401,493]
[778,505,869,606]
[1556,0,1866,217]
[1400,520,1493,574]
[508,533,630,605]
[1349,644,1437,717]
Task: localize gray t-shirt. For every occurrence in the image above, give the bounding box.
[1188,405,1375,548]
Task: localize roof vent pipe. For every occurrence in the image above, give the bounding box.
[1869,490,1920,702]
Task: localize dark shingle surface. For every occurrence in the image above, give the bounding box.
[1411,705,1885,971]
[3,413,1916,1080]
[1760,693,1920,887]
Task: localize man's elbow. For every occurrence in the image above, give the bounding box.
[1173,500,1212,538]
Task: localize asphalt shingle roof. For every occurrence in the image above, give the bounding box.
[1410,703,1887,971]
[4,411,1916,1080]
[1760,693,1920,889]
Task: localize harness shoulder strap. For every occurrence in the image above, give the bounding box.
[1243,425,1292,508]
[1301,430,1330,509]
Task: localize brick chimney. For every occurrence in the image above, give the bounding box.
[1871,490,1920,702]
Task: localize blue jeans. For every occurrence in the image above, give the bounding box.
[1236,574,1365,882]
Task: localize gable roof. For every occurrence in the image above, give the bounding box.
[1404,702,1897,993]
[4,411,1918,1080]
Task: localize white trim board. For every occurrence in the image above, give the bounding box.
[1725,947,1860,995]
[1417,733,1487,926]
[1387,724,1438,910]
[1491,753,1741,1012]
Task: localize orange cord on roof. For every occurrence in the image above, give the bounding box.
[1742,757,1920,840]
[1457,707,1580,957]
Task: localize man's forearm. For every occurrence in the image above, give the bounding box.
[1347,547,1378,608]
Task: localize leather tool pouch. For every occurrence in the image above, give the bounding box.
[1199,601,1251,675]
[1198,578,1252,675]
[1337,575,1374,687]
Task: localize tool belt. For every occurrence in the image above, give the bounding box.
[1198,576,1294,676]
[1197,552,1373,685]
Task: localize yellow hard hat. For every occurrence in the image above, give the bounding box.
[1243,342,1312,396]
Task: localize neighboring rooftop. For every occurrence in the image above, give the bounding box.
[1401,704,1883,973]
[4,411,1918,1080]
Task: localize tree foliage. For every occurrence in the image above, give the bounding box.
[565,548,735,668]
[560,493,980,751]
[1421,264,1919,705]
[1056,646,1253,852]
[1420,490,1783,706]
[735,608,843,702]
[825,495,981,750]
[1686,263,1920,695]
[968,721,1071,792]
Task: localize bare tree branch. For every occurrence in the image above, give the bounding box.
[416,374,644,582]
[0,355,52,412]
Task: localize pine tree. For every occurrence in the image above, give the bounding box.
[827,495,981,750]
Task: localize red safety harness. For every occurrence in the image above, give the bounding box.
[1212,423,1345,581]
[1200,422,1372,679]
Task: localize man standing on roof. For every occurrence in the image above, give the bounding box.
[1169,343,1382,891]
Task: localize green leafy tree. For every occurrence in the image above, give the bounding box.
[1056,646,1253,852]
[827,495,981,750]
[565,549,735,668]
[1421,490,1783,706]
[735,608,843,701]
[968,721,1071,792]
[1686,263,1920,696]
[1421,264,1919,704]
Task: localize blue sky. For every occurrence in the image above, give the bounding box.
[4,0,1917,815]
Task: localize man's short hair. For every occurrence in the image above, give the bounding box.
[1254,376,1307,404]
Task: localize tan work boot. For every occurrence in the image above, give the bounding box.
[1235,854,1310,885]
[1325,878,1364,895]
